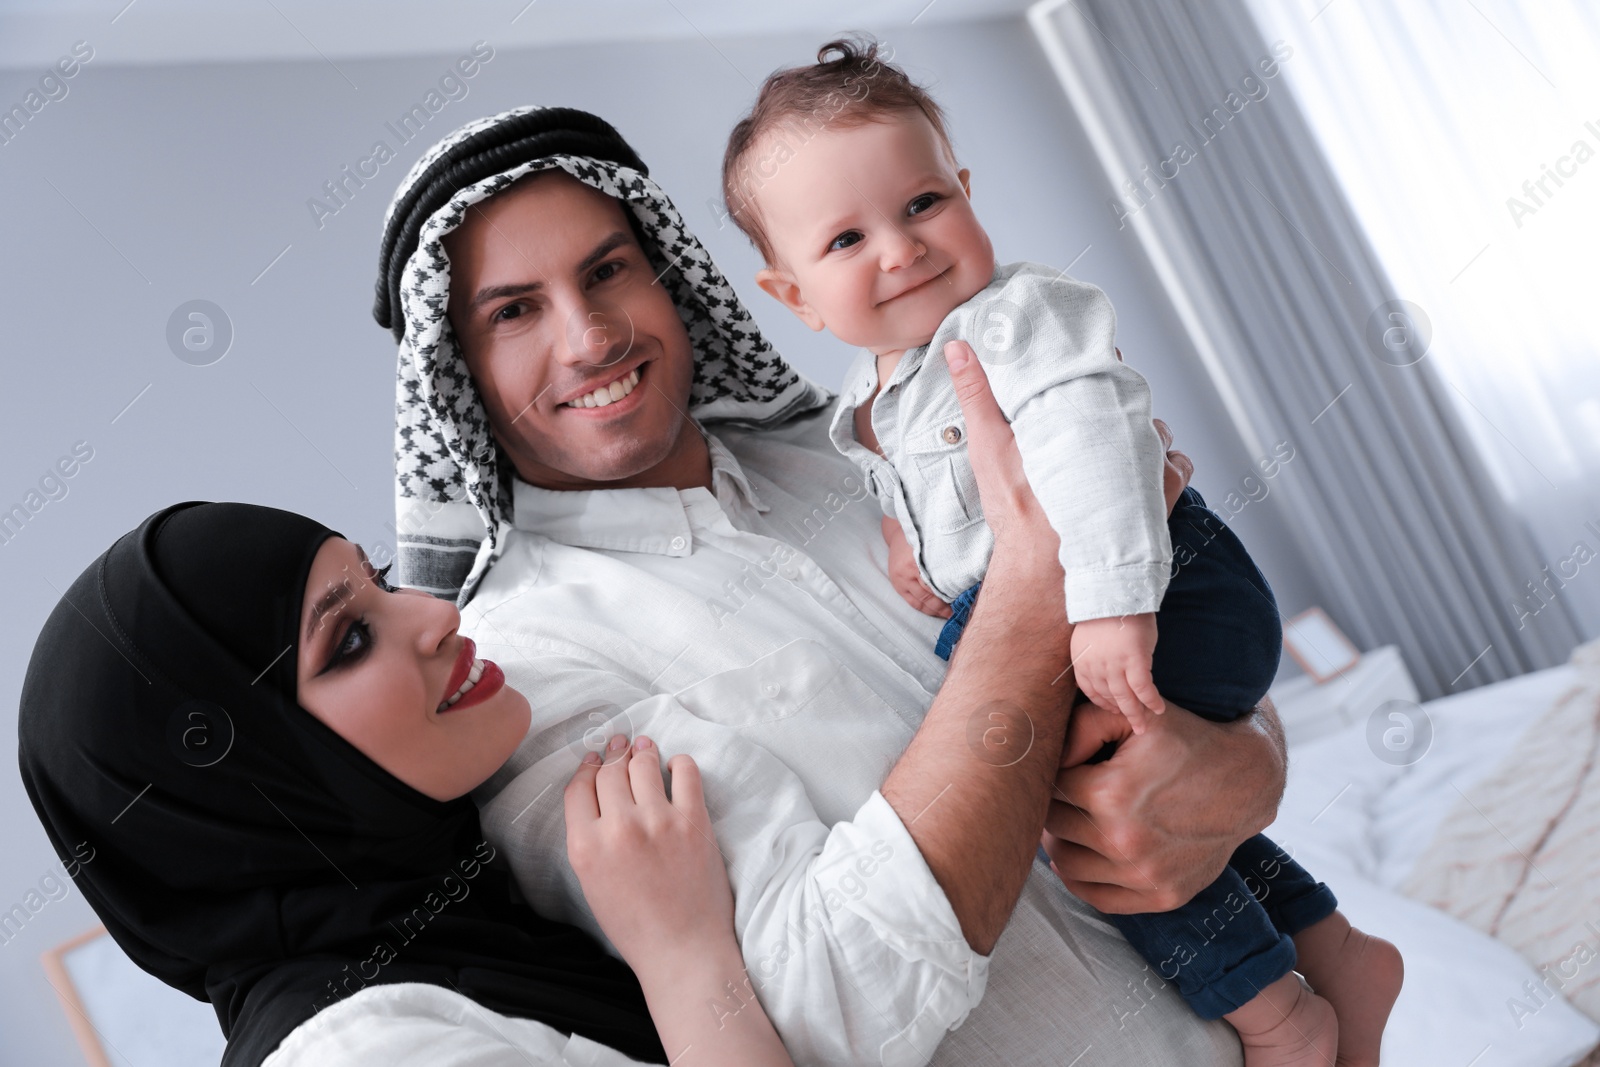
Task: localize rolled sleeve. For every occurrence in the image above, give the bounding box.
[983,266,1173,623]
[745,788,991,1067]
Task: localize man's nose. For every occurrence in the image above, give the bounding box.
[558,296,633,368]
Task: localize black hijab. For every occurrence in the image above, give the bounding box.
[17,501,667,1066]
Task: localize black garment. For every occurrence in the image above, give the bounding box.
[17,501,666,1066]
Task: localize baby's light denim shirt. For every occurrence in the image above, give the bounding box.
[827,261,1173,622]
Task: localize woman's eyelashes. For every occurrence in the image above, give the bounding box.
[328,617,371,671]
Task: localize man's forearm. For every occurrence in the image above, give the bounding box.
[880,558,1072,956]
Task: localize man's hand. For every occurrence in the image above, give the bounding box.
[1069,614,1164,731]
[1038,698,1286,914]
[883,515,952,619]
[1154,418,1191,517]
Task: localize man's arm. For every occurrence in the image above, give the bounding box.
[879,339,1078,956]
[1040,694,1289,913]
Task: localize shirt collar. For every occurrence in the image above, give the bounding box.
[509,427,766,556]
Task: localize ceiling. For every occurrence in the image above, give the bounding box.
[0,0,1035,69]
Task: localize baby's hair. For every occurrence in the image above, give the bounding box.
[720,34,956,266]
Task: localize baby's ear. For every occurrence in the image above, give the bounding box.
[755,266,825,332]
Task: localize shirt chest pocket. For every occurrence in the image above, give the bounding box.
[902,414,984,534]
[670,639,914,823]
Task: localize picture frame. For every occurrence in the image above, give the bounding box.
[41,925,226,1067]
[1282,606,1362,683]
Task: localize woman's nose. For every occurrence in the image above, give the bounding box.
[401,588,461,653]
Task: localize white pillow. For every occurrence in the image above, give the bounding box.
[1295,871,1598,1066]
[1268,717,1406,881]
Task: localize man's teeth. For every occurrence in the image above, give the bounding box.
[564,367,640,408]
[439,658,486,711]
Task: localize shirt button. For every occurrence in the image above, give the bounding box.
[669,535,687,551]
[942,425,963,444]
[762,683,780,698]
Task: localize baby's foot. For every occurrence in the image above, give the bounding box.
[1224,971,1339,1067]
[1292,912,1404,1067]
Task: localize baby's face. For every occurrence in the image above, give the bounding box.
[752,110,996,355]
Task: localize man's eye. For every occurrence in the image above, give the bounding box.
[828,230,863,253]
[908,193,940,215]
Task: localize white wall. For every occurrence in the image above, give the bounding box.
[0,15,1323,1064]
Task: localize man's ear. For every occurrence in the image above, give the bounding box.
[755,266,826,332]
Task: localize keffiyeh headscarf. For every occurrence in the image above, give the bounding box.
[373,105,831,604]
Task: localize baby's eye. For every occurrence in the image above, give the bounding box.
[828,230,863,253]
[908,193,940,215]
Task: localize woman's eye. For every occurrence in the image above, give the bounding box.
[492,302,526,324]
[593,260,622,283]
[828,230,863,253]
[908,193,939,215]
[331,618,371,667]
[373,563,395,592]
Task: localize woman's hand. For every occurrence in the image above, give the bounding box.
[564,734,732,976]
[565,735,794,1066]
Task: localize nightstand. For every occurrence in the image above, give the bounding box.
[1267,645,1420,747]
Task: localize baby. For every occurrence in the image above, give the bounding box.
[722,37,1403,1067]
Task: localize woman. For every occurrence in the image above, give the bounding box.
[18,500,792,1066]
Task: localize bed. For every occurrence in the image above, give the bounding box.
[1265,638,1600,1066]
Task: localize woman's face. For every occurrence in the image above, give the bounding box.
[294,538,531,801]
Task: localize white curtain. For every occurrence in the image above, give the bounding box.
[1027,0,1587,697]
[1240,0,1600,640]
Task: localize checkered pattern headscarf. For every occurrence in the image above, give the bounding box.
[373,106,831,605]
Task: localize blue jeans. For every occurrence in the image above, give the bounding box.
[939,487,1338,1018]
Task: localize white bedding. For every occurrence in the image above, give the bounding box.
[1265,660,1600,1067]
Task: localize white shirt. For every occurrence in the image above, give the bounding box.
[453,410,1243,1067]
[830,262,1172,621]
[261,982,653,1067]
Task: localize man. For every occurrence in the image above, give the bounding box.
[374,106,1283,1065]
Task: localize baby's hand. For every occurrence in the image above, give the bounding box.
[1069,614,1164,733]
[564,735,734,978]
[882,515,952,619]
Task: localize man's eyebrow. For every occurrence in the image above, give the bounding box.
[302,545,371,646]
[466,230,635,313]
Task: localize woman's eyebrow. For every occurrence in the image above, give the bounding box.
[301,546,372,645]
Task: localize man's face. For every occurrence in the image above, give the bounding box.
[752,110,996,356]
[444,171,698,490]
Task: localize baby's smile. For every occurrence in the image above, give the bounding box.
[750,108,997,359]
